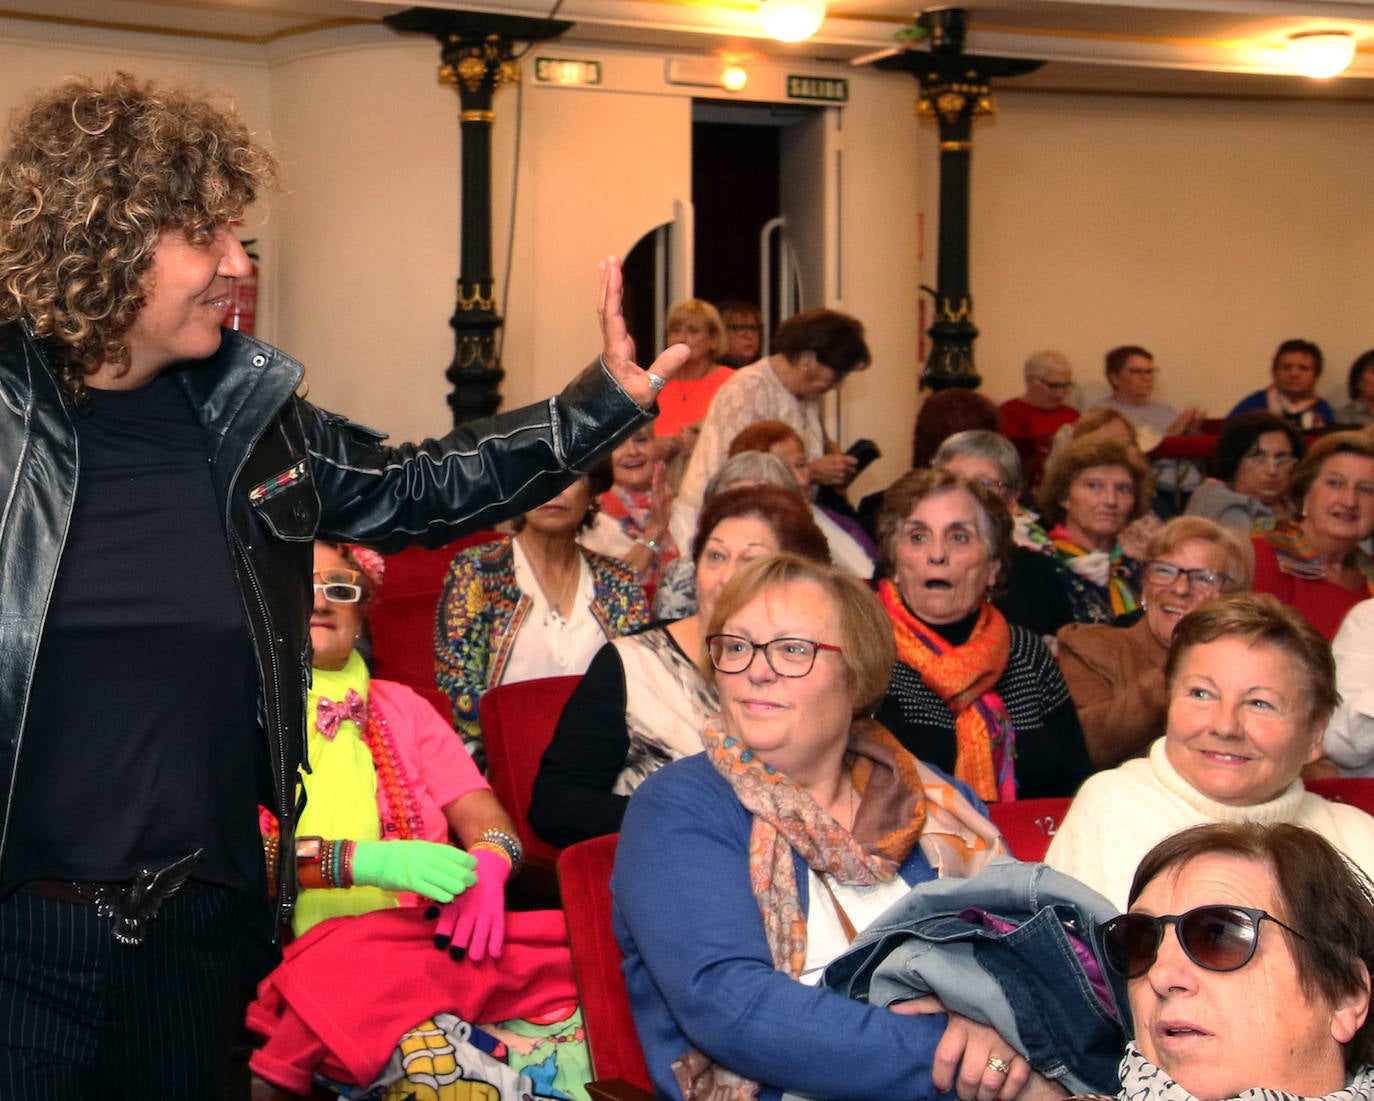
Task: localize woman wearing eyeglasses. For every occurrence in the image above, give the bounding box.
[1045,592,1374,911]
[1057,518,1252,769]
[873,468,1092,802]
[1089,821,1374,1101]
[1186,412,1305,531]
[1249,431,1374,641]
[613,554,1072,1101]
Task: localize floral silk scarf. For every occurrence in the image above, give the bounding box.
[671,718,1003,1100]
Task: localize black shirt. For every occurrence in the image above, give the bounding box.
[3,374,261,891]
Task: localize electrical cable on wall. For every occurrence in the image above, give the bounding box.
[497,0,566,362]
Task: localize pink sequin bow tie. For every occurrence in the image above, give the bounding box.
[315,689,368,739]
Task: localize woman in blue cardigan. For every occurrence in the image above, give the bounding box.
[611,555,1066,1101]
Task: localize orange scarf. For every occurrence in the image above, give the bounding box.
[879,580,1017,803]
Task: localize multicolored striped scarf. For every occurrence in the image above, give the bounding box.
[671,718,1003,1100]
[1255,517,1374,590]
[879,580,1017,803]
[1048,525,1140,617]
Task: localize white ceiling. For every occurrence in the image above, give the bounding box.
[6,0,1374,97]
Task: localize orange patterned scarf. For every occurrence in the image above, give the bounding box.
[879,580,1016,803]
[671,718,1003,1100]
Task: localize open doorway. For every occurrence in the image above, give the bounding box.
[623,99,833,361]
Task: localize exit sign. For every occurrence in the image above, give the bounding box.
[786,75,848,102]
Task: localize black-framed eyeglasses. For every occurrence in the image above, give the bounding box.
[1143,560,1231,593]
[706,634,842,677]
[727,323,762,333]
[313,569,362,604]
[1101,905,1304,979]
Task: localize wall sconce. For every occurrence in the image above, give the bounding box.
[758,0,826,43]
[721,65,749,91]
[1287,31,1356,78]
[666,57,750,91]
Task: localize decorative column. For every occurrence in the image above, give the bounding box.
[876,8,1041,390]
[386,8,571,424]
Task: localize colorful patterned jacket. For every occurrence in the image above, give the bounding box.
[435,535,648,768]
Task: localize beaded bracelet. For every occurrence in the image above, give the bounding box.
[339,840,355,889]
[476,827,524,877]
[470,840,512,867]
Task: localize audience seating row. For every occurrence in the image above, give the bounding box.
[558,778,1374,1098]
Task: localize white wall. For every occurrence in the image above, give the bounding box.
[0,20,276,329]
[922,90,1374,418]
[266,33,463,440]
[4,16,1372,484]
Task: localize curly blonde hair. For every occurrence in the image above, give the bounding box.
[0,72,278,399]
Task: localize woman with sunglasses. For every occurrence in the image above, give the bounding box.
[275,541,522,946]
[613,555,1070,1101]
[1057,518,1252,769]
[1046,592,1374,910]
[250,543,587,1094]
[1091,821,1374,1101]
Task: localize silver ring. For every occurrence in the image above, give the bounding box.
[986,1057,1011,1076]
[646,371,668,393]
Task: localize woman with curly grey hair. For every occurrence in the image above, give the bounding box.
[0,72,685,1097]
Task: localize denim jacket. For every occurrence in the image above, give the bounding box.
[823,856,1130,1096]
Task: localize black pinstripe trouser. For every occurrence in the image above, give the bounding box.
[0,881,255,1100]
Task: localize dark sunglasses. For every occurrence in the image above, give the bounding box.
[1101,905,1305,979]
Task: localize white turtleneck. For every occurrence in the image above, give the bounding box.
[1044,738,1374,910]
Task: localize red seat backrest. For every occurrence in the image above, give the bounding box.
[369,534,497,715]
[558,833,654,1094]
[1305,776,1374,815]
[988,797,1072,862]
[479,674,582,869]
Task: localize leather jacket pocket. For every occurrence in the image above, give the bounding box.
[249,459,320,541]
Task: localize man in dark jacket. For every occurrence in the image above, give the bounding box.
[0,72,683,1099]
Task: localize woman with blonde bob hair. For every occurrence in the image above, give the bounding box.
[1047,592,1374,910]
[1058,516,1253,768]
[653,298,731,460]
[1037,433,1155,624]
[613,553,1057,1101]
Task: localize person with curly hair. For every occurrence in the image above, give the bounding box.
[0,72,687,1098]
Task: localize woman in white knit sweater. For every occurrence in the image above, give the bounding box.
[1046,592,1374,909]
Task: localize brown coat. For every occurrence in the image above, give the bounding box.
[1056,617,1169,769]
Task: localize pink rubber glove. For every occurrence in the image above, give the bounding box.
[429,848,509,961]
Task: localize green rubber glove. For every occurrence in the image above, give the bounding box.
[351,841,476,902]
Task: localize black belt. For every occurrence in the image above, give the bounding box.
[19,848,204,946]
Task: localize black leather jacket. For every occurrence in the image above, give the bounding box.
[0,322,649,923]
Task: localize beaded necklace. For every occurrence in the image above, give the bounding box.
[357,694,424,841]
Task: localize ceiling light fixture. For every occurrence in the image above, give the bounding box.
[758,0,826,43]
[1287,30,1356,79]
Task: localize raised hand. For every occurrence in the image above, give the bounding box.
[598,256,690,409]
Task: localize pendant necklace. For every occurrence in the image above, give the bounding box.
[520,537,578,627]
